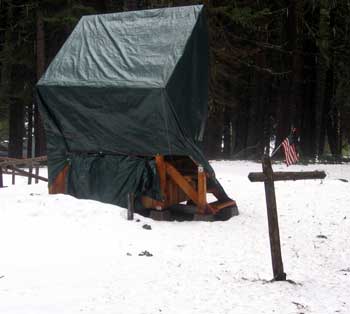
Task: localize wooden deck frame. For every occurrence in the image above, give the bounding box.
[48,155,236,215]
[145,155,236,215]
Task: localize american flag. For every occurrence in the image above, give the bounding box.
[282,129,299,166]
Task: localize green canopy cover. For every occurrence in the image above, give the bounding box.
[37,5,214,207]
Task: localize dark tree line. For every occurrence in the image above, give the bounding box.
[0,0,350,160]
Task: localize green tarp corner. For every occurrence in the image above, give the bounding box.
[37,5,216,207]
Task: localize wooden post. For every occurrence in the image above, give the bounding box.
[0,167,3,188]
[28,165,33,185]
[12,169,15,185]
[35,165,39,184]
[262,155,286,281]
[248,158,326,280]
[127,192,135,220]
[197,165,207,214]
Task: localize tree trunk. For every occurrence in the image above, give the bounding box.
[8,99,24,158]
[35,8,46,157]
[233,100,250,157]
[314,0,330,157]
[246,50,267,158]
[324,8,341,158]
[287,0,304,129]
[203,107,223,159]
[300,6,317,158]
[27,103,33,158]
[222,106,232,158]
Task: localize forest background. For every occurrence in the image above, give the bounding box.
[1,0,350,161]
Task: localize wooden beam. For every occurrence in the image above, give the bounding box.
[197,165,207,214]
[10,166,48,182]
[262,156,286,281]
[209,200,236,212]
[0,155,47,167]
[248,170,326,182]
[165,162,199,205]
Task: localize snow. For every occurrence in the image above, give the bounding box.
[0,161,349,314]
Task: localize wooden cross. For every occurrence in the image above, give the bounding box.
[248,155,326,281]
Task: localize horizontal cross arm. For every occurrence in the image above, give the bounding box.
[248,170,326,182]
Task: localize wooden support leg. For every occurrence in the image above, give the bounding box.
[197,165,207,214]
[165,162,198,205]
[262,155,286,281]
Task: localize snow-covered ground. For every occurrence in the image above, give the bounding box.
[0,161,349,314]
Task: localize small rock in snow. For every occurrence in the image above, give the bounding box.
[138,250,153,257]
[126,252,132,256]
[316,234,328,239]
[142,224,152,230]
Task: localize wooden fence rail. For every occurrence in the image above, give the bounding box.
[0,156,48,188]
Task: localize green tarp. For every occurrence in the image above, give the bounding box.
[37,5,216,208]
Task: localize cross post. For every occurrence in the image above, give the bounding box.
[248,156,326,281]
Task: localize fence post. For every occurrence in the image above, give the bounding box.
[35,165,39,184]
[127,192,135,220]
[28,165,33,185]
[0,167,3,188]
[12,168,15,185]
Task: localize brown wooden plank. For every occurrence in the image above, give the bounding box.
[197,165,207,214]
[248,170,326,182]
[209,200,236,212]
[49,164,68,194]
[141,196,165,209]
[165,162,198,205]
[262,155,286,281]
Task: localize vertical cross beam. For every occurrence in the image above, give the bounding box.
[262,155,286,281]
